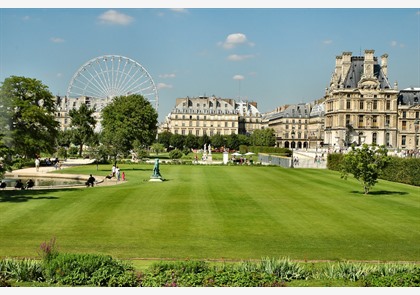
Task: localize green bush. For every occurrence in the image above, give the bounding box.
[326,153,344,171]
[362,267,420,287]
[140,260,287,287]
[11,158,34,170]
[380,157,420,186]
[169,149,183,159]
[327,154,419,186]
[42,253,138,286]
[0,258,43,283]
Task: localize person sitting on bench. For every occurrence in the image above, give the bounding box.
[15,179,25,190]
[0,181,6,190]
[26,179,35,189]
[85,174,96,187]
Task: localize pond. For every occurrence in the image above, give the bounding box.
[1,177,84,188]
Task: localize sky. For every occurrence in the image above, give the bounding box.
[1,1,419,123]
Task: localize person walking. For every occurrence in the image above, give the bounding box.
[122,171,125,181]
[116,166,120,181]
[112,164,116,177]
[35,157,40,172]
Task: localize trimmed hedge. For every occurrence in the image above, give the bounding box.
[327,153,420,186]
[239,146,292,157]
[380,157,420,186]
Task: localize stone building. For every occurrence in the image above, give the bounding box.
[160,95,262,136]
[54,95,104,132]
[396,88,420,150]
[263,101,325,150]
[323,50,399,150]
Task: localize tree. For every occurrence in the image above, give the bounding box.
[151,143,165,155]
[0,76,59,158]
[210,133,225,149]
[100,94,158,162]
[157,131,172,149]
[184,134,198,149]
[226,133,240,150]
[69,103,96,157]
[170,134,185,150]
[198,134,210,149]
[340,144,390,194]
[0,133,13,180]
[249,128,276,147]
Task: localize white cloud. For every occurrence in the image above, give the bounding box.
[391,40,405,48]
[22,16,30,21]
[159,73,176,79]
[50,37,65,43]
[157,83,173,89]
[170,8,188,13]
[98,10,134,25]
[219,33,253,49]
[227,54,254,61]
[323,39,333,45]
[233,75,245,80]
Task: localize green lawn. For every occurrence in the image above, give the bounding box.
[0,164,419,262]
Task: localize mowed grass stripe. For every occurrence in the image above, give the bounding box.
[0,164,419,261]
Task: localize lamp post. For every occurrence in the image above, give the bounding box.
[414,120,419,153]
[291,130,295,168]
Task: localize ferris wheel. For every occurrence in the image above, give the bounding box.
[66,55,158,111]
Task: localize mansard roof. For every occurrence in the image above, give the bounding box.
[309,102,325,117]
[342,56,391,89]
[283,103,311,118]
[397,88,420,106]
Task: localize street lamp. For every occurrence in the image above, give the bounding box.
[290,130,295,168]
[414,119,419,152]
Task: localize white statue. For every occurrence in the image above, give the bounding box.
[208,144,212,155]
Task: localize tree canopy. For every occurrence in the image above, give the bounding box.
[249,128,276,147]
[100,94,158,160]
[69,103,97,157]
[340,144,390,194]
[0,76,59,158]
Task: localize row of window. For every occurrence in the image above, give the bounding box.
[174,121,236,128]
[174,129,236,136]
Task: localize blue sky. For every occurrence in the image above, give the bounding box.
[1,2,419,122]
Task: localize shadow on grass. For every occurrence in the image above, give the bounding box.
[0,188,79,203]
[350,190,409,196]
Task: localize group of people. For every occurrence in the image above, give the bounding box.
[35,157,62,171]
[14,179,34,190]
[105,164,125,181]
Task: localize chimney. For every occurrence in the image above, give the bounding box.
[342,52,352,81]
[363,49,375,78]
[381,53,388,77]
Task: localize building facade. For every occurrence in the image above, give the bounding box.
[323,50,399,150]
[396,88,420,150]
[160,95,262,136]
[263,101,325,150]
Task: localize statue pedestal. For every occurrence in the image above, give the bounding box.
[207,155,213,163]
[149,175,163,182]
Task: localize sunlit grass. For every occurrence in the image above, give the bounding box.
[0,163,419,262]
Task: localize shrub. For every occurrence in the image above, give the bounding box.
[0,258,43,282]
[326,153,344,171]
[380,157,420,186]
[258,257,308,281]
[169,149,183,159]
[362,267,420,287]
[42,253,138,286]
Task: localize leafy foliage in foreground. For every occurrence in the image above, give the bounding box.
[1,256,419,287]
